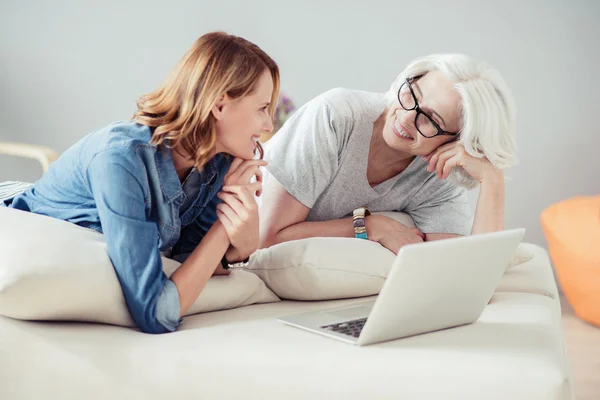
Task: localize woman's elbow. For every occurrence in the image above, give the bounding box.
[259,230,278,249]
[128,291,181,334]
[259,219,289,249]
[136,316,174,334]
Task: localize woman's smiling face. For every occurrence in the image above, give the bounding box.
[382,70,462,156]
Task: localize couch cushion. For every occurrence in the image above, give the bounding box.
[0,207,279,327]
[496,243,560,300]
[245,211,535,301]
[0,292,572,400]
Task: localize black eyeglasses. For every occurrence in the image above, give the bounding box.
[397,76,459,138]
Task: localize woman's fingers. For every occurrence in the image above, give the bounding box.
[237,165,260,185]
[255,168,263,183]
[217,192,247,218]
[222,181,262,201]
[427,151,441,172]
[435,140,461,155]
[221,183,261,208]
[230,157,244,171]
[235,160,267,176]
[427,141,462,172]
[225,160,267,185]
[442,154,462,179]
[225,158,244,179]
[238,160,267,185]
[217,183,261,257]
[428,146,452,175]
[216,209,234,232]
[387,218,425,239]
[255,169,263,197]
[411,228,426,240]
[216,202,241,226]
[435,148,457,179]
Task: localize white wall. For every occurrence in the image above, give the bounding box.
[1,0,599,246]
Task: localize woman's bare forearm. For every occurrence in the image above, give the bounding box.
[471,174,505,235]
[170,221,230,315]
[261,216,388,248]
[261,217,356,248]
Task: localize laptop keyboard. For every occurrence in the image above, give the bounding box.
[320,318,367,338]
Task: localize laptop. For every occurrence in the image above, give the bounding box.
[277,228,525,346]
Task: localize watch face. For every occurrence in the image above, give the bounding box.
[353,218,366,229]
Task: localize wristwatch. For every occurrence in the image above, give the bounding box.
[352,206,371,239]
[221,255,250,270]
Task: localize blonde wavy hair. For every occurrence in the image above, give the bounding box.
[134,32,280,168]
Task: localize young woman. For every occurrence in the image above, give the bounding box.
[259,54,517,253]
[3,32,280,334]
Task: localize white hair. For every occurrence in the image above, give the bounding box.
[387,54,518,189]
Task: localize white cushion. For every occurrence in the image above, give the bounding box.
[0,207,279,327]
[244,212,534,300]
[496,243,559,300]
[507,244,534,269]
[0,292,572,400]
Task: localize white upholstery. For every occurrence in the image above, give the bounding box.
[0,139,571,398]
[0,207,279,326]
[0,292,571,399]
[0,243,573,399]
[244,211,534,301]
[497,243,560,299]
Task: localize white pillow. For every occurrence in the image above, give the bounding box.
[0,207,279,327]
[507,245,534,269]
[244,212,533,300]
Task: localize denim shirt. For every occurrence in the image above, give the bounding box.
[5,121,231,334]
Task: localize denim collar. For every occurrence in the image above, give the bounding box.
[154,145,228,204]
[155,145,185,204]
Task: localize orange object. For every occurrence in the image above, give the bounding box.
[541,196,600,327]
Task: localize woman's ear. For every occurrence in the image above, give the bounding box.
[211,94,227,120]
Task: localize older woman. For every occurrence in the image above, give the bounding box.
[259,54,517,254]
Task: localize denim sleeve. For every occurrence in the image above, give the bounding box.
[155,280,182,331]
[171,188,221,263]
[87,149,181,334]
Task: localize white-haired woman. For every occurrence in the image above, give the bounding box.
[259,54,517,254]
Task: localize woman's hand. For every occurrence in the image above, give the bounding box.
[224,158,267,196]
[423,141,502,184]
[367,215,425,255]
[218,157,266,261]
[216,182,262,262]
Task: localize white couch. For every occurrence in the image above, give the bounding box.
[0,142,573,399]
[0,243,573,400]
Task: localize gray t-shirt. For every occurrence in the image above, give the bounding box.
[264,88,472,235]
